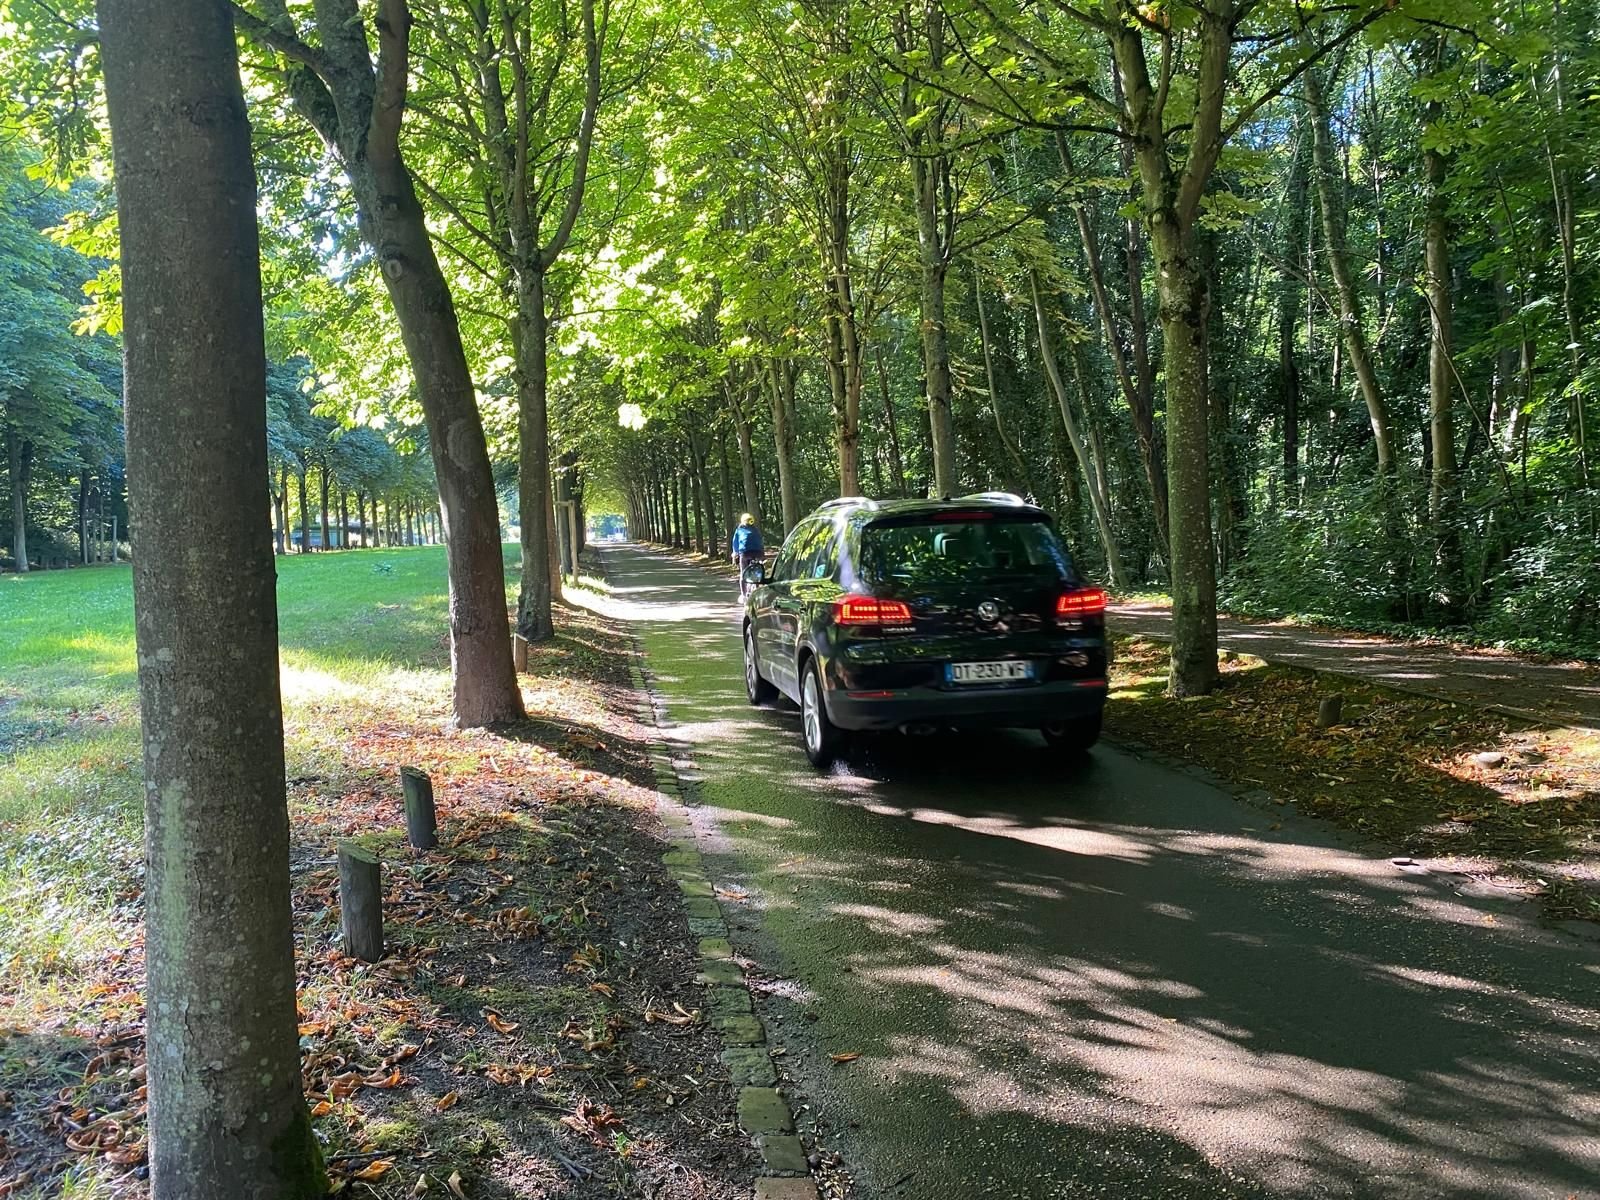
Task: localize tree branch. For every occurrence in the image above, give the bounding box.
[539,0,602,267]
[370,0,413,157]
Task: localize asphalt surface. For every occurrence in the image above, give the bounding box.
[592,544,1600,1200]
[1109,602,1600,730]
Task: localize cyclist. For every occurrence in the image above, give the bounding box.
[731,513,765,599]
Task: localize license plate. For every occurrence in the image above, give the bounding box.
[946,660,1032,685]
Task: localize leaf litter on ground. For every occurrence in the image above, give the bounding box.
[0,585,757,1199]
[1106,635,1600,922]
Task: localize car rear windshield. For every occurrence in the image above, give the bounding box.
[857,514,1071,586]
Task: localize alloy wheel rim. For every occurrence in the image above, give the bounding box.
[745,634,757,694]
[803,673,821,752]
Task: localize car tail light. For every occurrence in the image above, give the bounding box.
[1056,588,1107,618]
[835,595,914,626]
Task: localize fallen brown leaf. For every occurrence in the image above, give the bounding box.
[351,1159,394,1182]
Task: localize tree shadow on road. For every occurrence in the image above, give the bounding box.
[591,542,1600,1200]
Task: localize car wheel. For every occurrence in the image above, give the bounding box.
[1041,713,1101,759]
[745,627,777,705]
[800,658,845,769]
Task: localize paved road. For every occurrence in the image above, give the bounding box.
[1110,602,1600,730]
[594,544,1600,1200]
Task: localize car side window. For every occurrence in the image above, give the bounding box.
[797,520,838,581]
[769,523,810,583]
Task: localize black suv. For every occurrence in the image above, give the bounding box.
[741,493,1109,768]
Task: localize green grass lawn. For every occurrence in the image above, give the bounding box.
[0,546,488,1012]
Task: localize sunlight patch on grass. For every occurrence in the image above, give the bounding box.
[0,545,512,1005]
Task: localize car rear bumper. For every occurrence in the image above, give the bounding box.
[824,678,1107,732]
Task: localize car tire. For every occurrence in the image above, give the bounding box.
[1041,713,1101,759]
[745,627,777,705]
[800,657,846,769]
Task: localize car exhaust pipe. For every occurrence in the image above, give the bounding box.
[901,722,939,736]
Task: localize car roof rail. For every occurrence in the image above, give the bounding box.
[816,496,877,511]
[959,491,1028,505]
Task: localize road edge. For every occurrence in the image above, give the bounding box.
[598,546,821,1200]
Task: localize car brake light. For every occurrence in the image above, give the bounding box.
[1056,588,1107,617]
[835,595,914,626]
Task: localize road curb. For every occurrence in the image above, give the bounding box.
[601,549,820,1199]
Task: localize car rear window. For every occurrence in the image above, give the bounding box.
[858,515,1070,586]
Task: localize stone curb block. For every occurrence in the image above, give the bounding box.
[737,1087,795,1135]
[755,1180,819,1200]
[602,549,816,1196]
[754,1135,811,1177]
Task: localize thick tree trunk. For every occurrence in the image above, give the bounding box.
[253,0,522,724]
[98,2,324,1194]
[512,268,555,642]
[8,431,30,572]
[1150,231,1220,695]
[353,161,521,720]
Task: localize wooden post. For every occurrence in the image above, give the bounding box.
[400,766,437,851]
[1317,694,1344,730]
[337,842,383,962]
[512,633,529,673]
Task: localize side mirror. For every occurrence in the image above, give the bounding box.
[743,561,767,586]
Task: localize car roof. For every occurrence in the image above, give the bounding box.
[807,494,1050,526]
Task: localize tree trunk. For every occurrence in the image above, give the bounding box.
[1424,112,1463,615]
[728,379,764,526]
[339,490,349,548]
[872,347,906,499]
[1030,273,1127,587]
[691,431,718,556]
[1149,230,1220,694]
[913,167,956,496]
[1060,133,1167,551]
[766,360,802,527]
[1278,128,1310,498]
[253,0,522,725]
[273,468,288,555]
[718,428,736,544]
[98,2,325,1193]
[820,130,863,497]
[319,467,330,550]
[8,430,30,573]
[1304,63,1395,474]
[297,465,310,552]
[973,281,1032,496]
[357,490,366,547]
[505,265,555,642]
